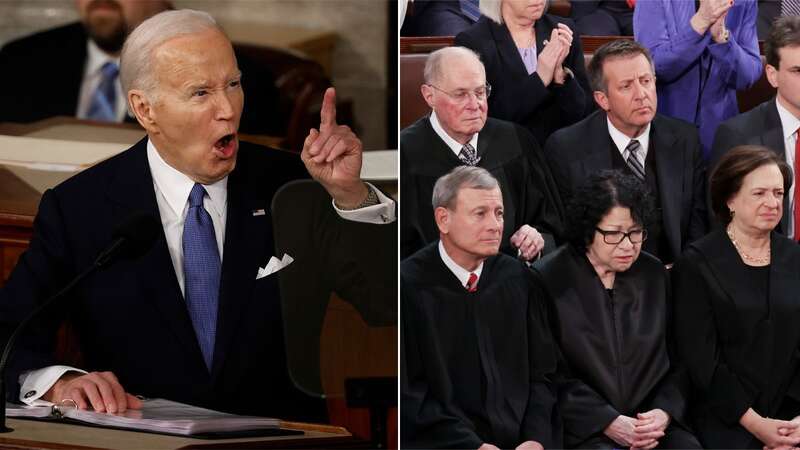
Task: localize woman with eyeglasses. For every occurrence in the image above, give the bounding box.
[454,0,591,146]
[672,145,800,449]
[531,171,701,449]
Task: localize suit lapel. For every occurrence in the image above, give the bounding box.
[761,100,791,233]
[104,139,205,366]
[490,20,530,80]
[580,112,614,183]
[210,161,270,379]
[651,117,683,255]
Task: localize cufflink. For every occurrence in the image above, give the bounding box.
[24,390,36,399]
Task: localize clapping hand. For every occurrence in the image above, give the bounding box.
[537,24,572,87]
[301,87,368,208]
[692,0,733,34]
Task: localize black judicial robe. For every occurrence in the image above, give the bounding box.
[531,245,691,448]
[672,230,800,449]
[400,116,564,259]
[401,243,562,449]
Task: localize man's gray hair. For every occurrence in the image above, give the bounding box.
[120,9,225,107]
[423,46,483,85]
[432,166,500,210]
[479,0,550,25]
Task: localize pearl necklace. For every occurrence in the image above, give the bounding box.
[727,225,770,264]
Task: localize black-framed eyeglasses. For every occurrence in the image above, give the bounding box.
[428,83,492,104]
[595,227,648,244]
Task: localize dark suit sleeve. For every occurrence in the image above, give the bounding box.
[455,29,551,124]
[519,278,563,448]
[710,120,748,170]
[0,189,75,402]
[672,251,758,425]
[687,132,709,245]
[559,29,592,119]
[542,131,574,208]
[518,126,565,247]
[400,279,484,449]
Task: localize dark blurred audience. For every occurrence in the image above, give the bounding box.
[571,0,634,36]
[400,0,481,37]
[634,0,762,158]
[0,0,281,135]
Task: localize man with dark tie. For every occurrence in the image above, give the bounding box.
[0,9,395,421]
[400,46,563,261]
[0,0,280,135]
[401,166,560,450]
[711,15,800,236]
[544,39,708,265]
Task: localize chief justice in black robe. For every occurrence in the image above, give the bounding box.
[401,166,561,449]
[531,171,701,449]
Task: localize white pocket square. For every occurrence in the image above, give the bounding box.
[256,253,294,279]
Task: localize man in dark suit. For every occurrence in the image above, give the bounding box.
[400,0,480,37]
[401,46,563,260]
[711,15,800,237]
[401,166,560,449]
[0,9,395,421]
[0,0,281,135]
[544,40,707,265]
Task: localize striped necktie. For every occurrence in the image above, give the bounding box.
[86,62,119,122]
[459,143,480,166]
[466,272,478,292]
[460,0,481,22]
[782,0,800,16]
[625,139,645,180]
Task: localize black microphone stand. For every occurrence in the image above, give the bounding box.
[0,238,124,432]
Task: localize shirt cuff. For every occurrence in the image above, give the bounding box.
[332,182,396,224]
[19,365,87,406]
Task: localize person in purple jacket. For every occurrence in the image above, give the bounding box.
[634,0,762,158]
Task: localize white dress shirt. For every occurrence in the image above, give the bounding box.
[430,111,479,157]
[775,98,800,239]
[607,118,651,168]
[438,240,484,289]
[19,138,396,404]
[75,39,127,122]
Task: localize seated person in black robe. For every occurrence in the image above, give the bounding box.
[401,46,564,261]
[531,171,701,449]
[401,166,561,450]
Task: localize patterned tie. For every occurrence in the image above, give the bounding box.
[86,62,119,122]
[183,183,221,370]
[794,130,800,241]
[459,143,481,166]
[460,0,481,22]
[625,139,645,180]
[626,0,636,9]
[782,0,800,16]
[466,272,478,292]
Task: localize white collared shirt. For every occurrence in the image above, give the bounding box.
[607,118,651,167]
[775,98,800,239]
[76,40,127,122]
[438,240,484,290]
[429,111,479,158]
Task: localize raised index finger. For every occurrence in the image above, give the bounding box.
[320,87,338,131]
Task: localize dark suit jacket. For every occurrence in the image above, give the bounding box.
[455,15,591,146]
[0,22,282,135]
[672,230,800,448]
[0,138,394,420]
[544,110,709,261]
[710,98,791,233]
[400,0,476,37]
[757,0,779,40]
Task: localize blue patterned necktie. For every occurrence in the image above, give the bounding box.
[782,0,800,16]
[86,62,119,122]
[460,0,481,22]
[625,139,645,180]
[183,183,221,370]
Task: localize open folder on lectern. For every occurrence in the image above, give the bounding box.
[5,398,299,439]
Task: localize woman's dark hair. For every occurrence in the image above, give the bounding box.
[564,170,655,252]
[709,145,792,225]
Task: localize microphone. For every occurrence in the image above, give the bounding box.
[0,213,160,432]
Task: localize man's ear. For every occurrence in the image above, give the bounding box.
[766,64,779,89]
[593,90,610,112]
[434,206,450,234]
[421,84,436,109]
[128,90,158,133]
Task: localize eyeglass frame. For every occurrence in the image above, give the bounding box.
[594,227,648,245]
[427,83,492,103]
